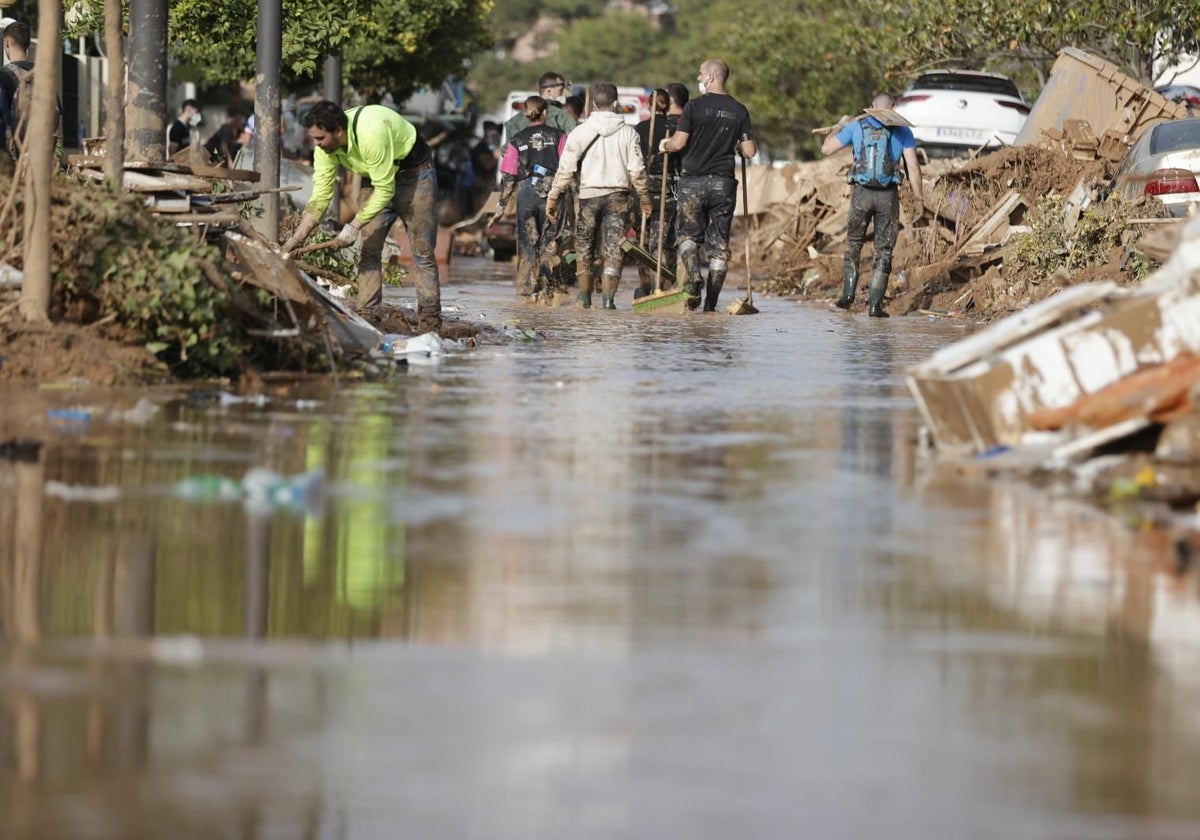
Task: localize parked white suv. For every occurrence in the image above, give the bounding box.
[894,70,1029,156]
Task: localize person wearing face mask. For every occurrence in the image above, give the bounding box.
[168,99,202,156]
[502,71,577,156]
[660,59,756,312]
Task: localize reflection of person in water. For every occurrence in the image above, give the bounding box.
[838,321,896,479]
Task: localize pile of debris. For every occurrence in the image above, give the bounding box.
[748,48,1188,321]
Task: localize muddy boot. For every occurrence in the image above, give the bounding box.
[601,294,617,310]
[867,269,890,318]
[703,269,726,312]
[835,257,859,310]
[577,266,594,308]
[577,290,592,309]
[679,246,703,310]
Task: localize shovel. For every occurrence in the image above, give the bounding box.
[726,153,758,315]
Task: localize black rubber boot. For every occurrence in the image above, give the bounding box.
[680,248,703,310]
[867,269,890,318]
[577,290,592,309]
[835,256,859,310]
[601,294,616,310]
[703,270,726,312]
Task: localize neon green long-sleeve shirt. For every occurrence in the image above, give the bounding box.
[304,105,420,226]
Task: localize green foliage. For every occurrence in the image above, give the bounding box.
[556,13,669,83]
[67,0,493,102]
[1011,191,1147,276]
[49,176,242,375]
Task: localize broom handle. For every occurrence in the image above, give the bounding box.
[640,108,656,248]
[741,153,752,305]
[654,148,669,294]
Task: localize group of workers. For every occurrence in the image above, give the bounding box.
[278,57,923,332]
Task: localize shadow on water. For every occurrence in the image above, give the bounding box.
[3,262,1200,838]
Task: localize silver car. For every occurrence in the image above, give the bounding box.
[1113,118,1200,217]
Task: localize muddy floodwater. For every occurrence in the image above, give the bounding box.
[3,258,1200,839]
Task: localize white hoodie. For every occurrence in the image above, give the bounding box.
[549,110,649,201]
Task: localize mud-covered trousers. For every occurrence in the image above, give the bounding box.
[358,161,442,332]
[576,191,632,297]
[675,174,736,290]
[634,174,678,293]
[515,178,563,298]
[845,184,899,276]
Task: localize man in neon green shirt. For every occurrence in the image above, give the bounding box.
[283,100,442,334]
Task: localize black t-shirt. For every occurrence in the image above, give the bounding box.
[635,113,680,178]
[168,118,190,150]
[677,93,753,177]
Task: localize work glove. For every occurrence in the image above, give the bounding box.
[640,196,653,219]
[334,223,361,248]
[280,236,301,255]
[545,195,559,223]
[658,137,670,153]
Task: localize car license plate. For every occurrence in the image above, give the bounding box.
[935,127,986,142]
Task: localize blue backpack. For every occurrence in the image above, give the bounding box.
[850,119,899,188]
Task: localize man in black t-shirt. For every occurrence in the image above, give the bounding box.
[168,99,201,156]
[661,59,756,312]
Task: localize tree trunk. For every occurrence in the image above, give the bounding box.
[18,0,62,323]
[104,0,126,191]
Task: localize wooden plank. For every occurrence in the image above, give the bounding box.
[66,155,262,182]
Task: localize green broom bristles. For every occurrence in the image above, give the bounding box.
[632,288,691,312]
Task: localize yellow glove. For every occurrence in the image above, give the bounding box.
[545,194,559,223]
[640,197,653,219]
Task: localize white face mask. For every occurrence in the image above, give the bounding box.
[188,112,202,127]
[698,81,707,95]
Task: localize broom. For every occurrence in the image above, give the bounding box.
[726,153,759,315]
[632,149,690,312]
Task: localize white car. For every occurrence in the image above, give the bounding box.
[894,70,1029,156]
[1111,117,1200,217]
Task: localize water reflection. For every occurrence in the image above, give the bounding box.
[3,279,1200,836]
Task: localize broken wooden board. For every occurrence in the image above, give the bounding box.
[862,107,913,127]
[955,190,1025,258]
[223,231,381,355]
[67,155,262,182]
[77,167,214,193]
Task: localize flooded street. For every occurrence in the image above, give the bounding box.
[4,257,1200,839]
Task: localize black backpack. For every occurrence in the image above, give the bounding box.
[849,119,899,188]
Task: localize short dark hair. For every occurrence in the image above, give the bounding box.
[538,71,565,90]
[180,98,201,112]
[302,100,348,133]
[591,83,618,108]
[667,83,689,109]
[650,88,669,114]
[4,21,30,51]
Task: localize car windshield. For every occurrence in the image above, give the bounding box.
[910,73,1021,98]
[1151,120,1200,155]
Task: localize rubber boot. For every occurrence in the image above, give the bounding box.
[679,247,703,310]
[601,294,616,310]
[867,269,890,318]
[835,256,858,310]
[703,269,726,312]
[577,267,593,309]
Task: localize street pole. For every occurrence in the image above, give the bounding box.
[256,0,282,239]
[125,0,167,162]
[323,55,342,220]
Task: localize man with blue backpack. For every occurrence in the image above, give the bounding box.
[821,94,923,317]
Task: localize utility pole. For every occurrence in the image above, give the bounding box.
[125,0,167,161]
[255,0,282,239]
[323,56,342,220]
